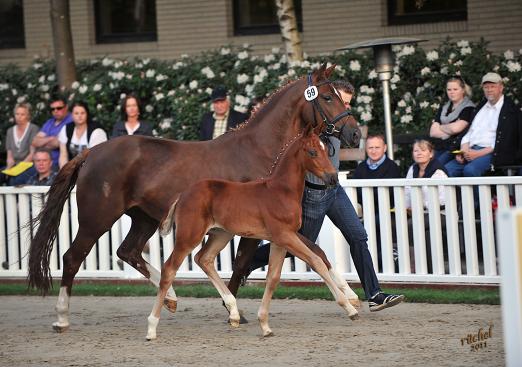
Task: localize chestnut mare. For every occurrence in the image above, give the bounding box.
[147,129,358,340]
[27,64,360,332]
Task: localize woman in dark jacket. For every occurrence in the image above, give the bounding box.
[111,94,153,138]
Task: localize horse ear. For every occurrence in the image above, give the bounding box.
[325,64,337,78]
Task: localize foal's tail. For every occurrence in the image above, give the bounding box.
[159,198,179,237]
[27,149,91,295]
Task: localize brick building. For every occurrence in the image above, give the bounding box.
[1,0,521,66]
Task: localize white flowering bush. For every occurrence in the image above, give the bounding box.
[1,38,521,160]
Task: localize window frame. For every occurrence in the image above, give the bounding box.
[93,0,158,44]
[0,0,25,49]
[387,0,467,26]
[233,0,303,36]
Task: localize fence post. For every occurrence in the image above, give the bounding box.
[497,208,522,367]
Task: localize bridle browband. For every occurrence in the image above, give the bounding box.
[306,73,353,137]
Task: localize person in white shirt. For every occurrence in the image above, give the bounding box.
[444,72,520,177]
[58,101,107,168]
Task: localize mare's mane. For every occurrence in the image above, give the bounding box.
[228,75,306,134]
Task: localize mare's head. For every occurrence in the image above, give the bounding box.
[301,64,361,148]
[299,126,338,187]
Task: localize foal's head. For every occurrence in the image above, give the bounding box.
[299,129,338,187]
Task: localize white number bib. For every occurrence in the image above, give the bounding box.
[304,86,318,101]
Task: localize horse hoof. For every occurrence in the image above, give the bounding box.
[349,298,362,310]
[229,319,240,328]
[163,298,177,313]
[263,330,274,337]
[52,323,69,333]
[349,313,360,321]
[146,334,156,341]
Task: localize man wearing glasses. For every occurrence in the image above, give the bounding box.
[31,95,73,169]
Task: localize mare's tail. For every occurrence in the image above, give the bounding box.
[27,149,91,295]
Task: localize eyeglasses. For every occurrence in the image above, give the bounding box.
[50,106,65,111]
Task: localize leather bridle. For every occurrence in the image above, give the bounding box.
[305,73,360,147]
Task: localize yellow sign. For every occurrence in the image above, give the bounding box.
[1,161,33,176]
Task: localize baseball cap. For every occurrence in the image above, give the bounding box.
[481,72,502,84]
[211,86,227,102]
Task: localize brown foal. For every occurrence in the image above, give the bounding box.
[146,129,359,339]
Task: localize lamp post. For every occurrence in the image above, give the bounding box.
[337,38,425,160]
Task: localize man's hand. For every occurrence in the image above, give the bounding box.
[463,149,477,161]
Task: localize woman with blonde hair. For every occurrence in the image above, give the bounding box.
[429,75,475,165]
[405,139,448,209]
[3,102,40,185]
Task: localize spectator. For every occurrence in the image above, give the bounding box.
[199,86,248,140]
[353,134,401,270]
[58,101,107,168]
[353,134,401,181]
[111,94,153,138]
[405,139,448,209]
[405,139,449,273]
[26,149,57,186]
[445,72,522,177]
[429,76,475,165]
[4,103,40,185]
[31,94,73,168]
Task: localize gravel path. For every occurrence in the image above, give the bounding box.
[0,296,504,366]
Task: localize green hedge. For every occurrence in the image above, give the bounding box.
[1,38,520,166]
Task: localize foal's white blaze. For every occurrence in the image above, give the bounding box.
[53,286,70,329]
[146,263,177,301]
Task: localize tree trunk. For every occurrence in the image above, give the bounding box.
[275,0,303,62]
[50,0,77,90]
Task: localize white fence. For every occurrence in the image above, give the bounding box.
[1,174,521,284]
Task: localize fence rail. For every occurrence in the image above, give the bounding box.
[1,174,521,284]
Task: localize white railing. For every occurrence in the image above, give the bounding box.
[1,175,521,284]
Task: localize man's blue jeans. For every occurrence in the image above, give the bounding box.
[300,184,381,299]
[444,147,492,177]
[434,150,454,166]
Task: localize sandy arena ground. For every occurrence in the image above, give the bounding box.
[0,296,503,367]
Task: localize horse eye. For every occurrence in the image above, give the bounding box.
[322,94,332,102]
[308,149,318,157]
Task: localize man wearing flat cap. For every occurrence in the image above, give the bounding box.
[199,86,248,141]
[445,72,522,177]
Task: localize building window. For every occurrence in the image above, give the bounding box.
[94,0,157,44]
[388,0,467,26]
[233,0,302,36]
[0,0,25,49]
